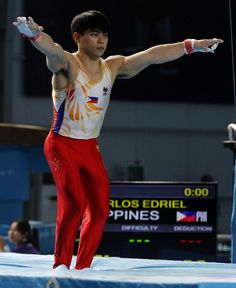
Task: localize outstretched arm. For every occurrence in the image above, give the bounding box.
[108,38,223,79]
[13,17,68,73]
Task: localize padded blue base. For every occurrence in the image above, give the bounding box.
[0,253,236,288]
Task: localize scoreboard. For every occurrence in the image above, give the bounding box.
[96,181,217,261]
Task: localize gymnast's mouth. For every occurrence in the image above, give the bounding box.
[97,46,105,51]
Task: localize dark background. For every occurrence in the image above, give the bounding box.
[24,0,235,104]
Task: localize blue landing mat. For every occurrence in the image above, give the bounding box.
[0,253,236,288]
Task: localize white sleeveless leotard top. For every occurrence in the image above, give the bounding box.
[51,59,112,139]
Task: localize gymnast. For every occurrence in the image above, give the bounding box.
[13,10,223,270]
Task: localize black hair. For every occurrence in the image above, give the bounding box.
[11,219,40,250]
[71,10,110,36]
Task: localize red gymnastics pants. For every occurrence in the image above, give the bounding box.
[44,131,110,270]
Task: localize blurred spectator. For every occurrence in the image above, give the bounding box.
[0,219,39,254]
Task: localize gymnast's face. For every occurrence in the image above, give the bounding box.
[76,29,108,58]
[8,222,26,245]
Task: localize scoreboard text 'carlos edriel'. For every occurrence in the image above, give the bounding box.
[96,181,217,261]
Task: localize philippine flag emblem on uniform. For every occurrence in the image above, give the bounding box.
[88,96,98,103]
[176,211,196,222]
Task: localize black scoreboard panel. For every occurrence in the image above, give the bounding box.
[96,181,217,261]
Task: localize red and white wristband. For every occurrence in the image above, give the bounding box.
[22,31,42,41]
[184,38,219,54]
[183,39,196,54]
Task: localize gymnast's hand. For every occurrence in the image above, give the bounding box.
[13,16,43,38]
[193,38,223,53]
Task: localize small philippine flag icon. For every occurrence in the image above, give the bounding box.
[88,96,98,103]
[176,211,196,222]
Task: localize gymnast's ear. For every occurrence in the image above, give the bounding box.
[73,32,80,43]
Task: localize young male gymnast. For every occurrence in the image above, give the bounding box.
[13,10,223,270]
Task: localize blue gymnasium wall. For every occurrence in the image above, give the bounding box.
[0,145,49,224]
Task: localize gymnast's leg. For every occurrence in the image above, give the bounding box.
[75,142,110,270]
[44,132,87,269]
